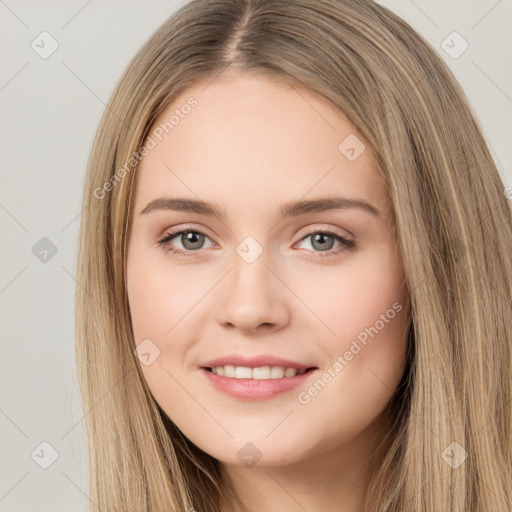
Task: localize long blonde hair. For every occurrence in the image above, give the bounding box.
[75,0,512,510]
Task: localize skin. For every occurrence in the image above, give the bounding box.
[126,71,410,512]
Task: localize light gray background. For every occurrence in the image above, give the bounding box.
[1,1,510,510]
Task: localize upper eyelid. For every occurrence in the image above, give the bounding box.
[159,224,215,243]
[159,224,353,245]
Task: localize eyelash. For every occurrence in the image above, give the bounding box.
[156,226,355,260]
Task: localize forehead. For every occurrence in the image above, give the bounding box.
[134,72,391,220]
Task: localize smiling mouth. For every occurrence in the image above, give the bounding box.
[203,365,318,380]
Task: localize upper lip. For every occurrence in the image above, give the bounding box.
[200,354,317,371]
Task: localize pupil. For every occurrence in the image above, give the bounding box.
[183,231,203,249]
[313,233,334,251]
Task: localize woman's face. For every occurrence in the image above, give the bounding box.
[126,72,410,468]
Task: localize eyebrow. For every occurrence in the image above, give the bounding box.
[140,196,380,219]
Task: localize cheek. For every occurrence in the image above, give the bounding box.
[127,246,216,399]
[127,251,198,409]
[293,241,408,402]
[127,247,204,342]
[294,241,406,344]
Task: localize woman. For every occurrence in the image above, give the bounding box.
[75,0,512,510]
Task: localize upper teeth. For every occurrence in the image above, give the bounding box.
[211,365,306,379]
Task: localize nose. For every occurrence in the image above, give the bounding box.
[215,250,290,334]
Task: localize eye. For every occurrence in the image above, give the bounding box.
[295,230,355,259]
[157,226,215,257]
[157,226,355,259]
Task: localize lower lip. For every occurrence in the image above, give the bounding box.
[200,368,317,400]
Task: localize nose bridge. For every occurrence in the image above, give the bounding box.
[216,238,289,331]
